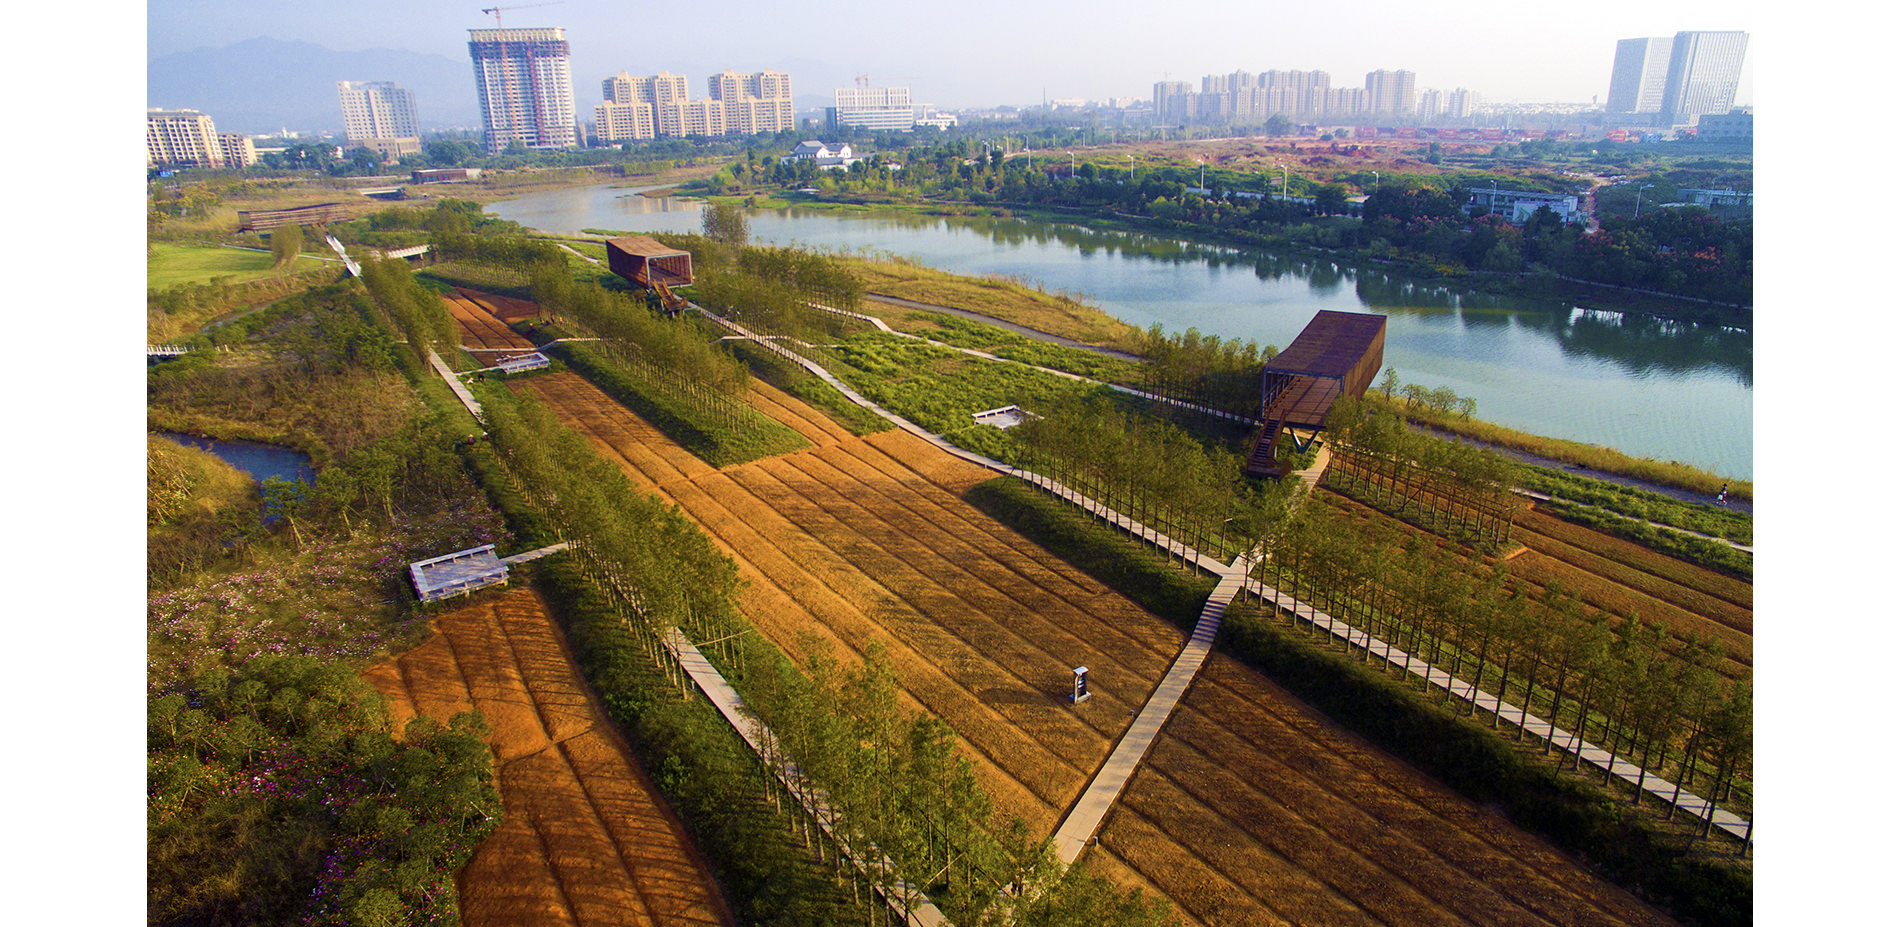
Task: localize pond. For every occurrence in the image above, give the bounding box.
[489,184,1753,479]
[156,432,315,486]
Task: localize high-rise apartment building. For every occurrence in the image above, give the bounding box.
[337,80,421,162]
[1606,37,1673,114]
[468,27,578,153]
[1660,31,1749,123]
[707,69,794,135]
[337,81,420,142]
[148,109,221,167]
[833,86,914,131]
[1153,81,1193,123]
[1606,31,1748,123]
[1365,69,1416,116]
[147,109,254,168]
[595,69,791,143]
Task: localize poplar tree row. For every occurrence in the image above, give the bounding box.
[1013,393,1285,564]
[358,256,458,364]
[1322,397,1523,549]
[1256,501,1751,831]
[1133,323,1275,421]
[477,385,746,675]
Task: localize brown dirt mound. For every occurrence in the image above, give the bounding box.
[363,587,734,927]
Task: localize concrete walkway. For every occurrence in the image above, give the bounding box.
[426,348,485,424]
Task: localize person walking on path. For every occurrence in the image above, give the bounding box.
[1715,482,1728,505]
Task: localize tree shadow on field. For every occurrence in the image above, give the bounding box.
[980,684,1064,710]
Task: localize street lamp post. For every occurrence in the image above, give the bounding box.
[1127,154,1134,181]
[1068,151,1075,178]
[1278,164,1288,200]
[1635,183,1655,219]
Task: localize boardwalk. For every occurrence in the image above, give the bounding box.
[1052,559,1252,864]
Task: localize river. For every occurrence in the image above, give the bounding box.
[488,184,1753,479]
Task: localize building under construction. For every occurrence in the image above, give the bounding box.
[1245,310,1387,478]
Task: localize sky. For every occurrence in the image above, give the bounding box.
[148,0,1753,110]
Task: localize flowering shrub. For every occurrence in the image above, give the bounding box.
[148,657,500,927]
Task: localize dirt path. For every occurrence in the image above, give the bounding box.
[362,588,735,927]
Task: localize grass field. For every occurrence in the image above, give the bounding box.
[147,242,332,290]
[835,254,1144,349]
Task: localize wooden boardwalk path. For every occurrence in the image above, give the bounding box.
[1051,557,1254,863]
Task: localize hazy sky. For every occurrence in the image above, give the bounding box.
[148,0,1752,110]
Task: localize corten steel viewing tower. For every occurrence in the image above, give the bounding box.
[1246,310,1387,478]
[605,236,694,309]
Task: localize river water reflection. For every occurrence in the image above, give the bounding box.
[489,184,1752,479]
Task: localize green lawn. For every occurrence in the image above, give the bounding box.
[147,243,331,290]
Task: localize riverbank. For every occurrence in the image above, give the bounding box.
[710,183,1750,325]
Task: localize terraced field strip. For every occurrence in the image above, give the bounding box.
[1090,653,1679,927]
[457,287,543,321]
[442,290,538,351]
[362,588,734,927]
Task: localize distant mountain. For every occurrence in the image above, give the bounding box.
[147,37,480,136]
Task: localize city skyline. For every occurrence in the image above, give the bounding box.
[148,0,1752,113]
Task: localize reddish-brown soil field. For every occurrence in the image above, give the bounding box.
[456,287,544,321]
[510,371,1681,926]
[442,289,539,351]
[362,587,734,927]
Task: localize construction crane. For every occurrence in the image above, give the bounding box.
[481,1,563,27]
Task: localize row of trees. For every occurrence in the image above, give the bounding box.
[1322,397,1522,549]
[1131,323,1275,421]
[663,234,864,344]
[1257,498,1751,831]
[1011,393,1286,564]
[357,256,458,365]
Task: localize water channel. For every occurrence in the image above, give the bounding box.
[488,184,1753,479]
